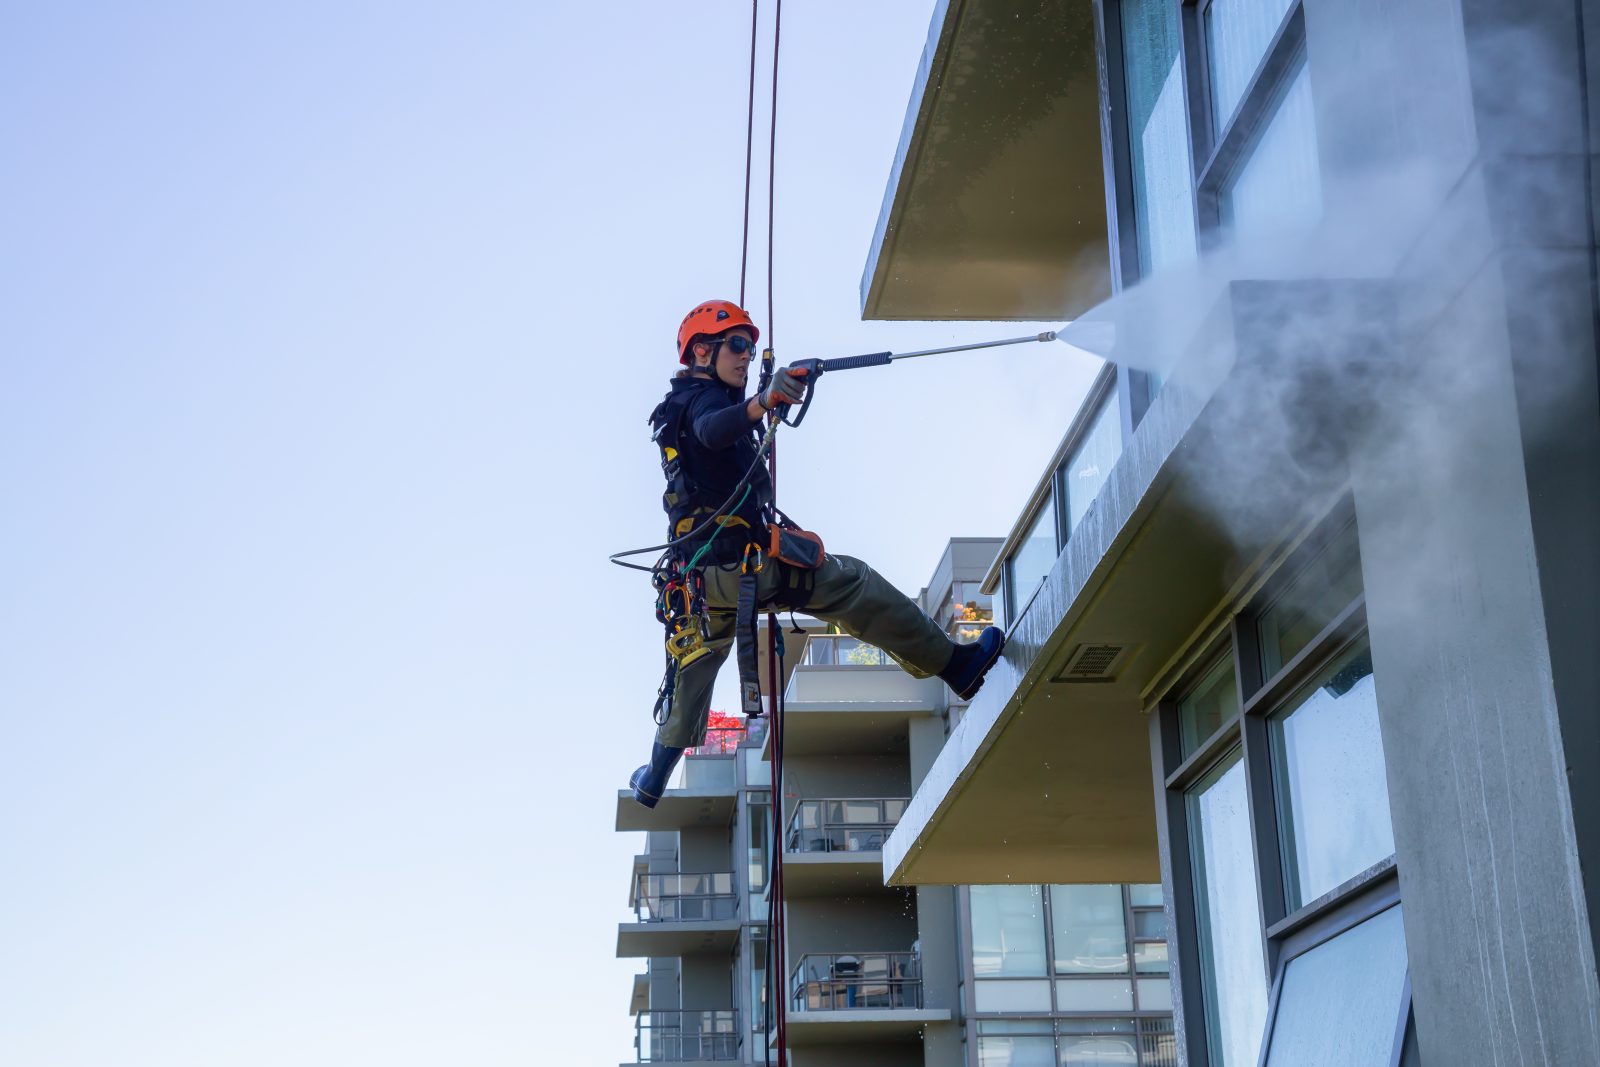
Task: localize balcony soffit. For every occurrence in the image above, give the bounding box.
[861,0,1111,321]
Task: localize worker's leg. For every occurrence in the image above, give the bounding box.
[784,554,954,677]
[654,604,736,749]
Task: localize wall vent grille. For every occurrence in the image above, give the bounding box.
[1054,643,1129,683]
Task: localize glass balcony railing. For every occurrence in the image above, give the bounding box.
[633,873,738,922]
[790,952,923,1011]
[800,634,895,667]
[785,798,908,854]
[947,581,995,642]
[686,723,750,757]
[634,1010,740,1062]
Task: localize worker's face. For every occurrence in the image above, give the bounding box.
[696,328,757,390]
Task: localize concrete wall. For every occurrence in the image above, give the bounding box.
[678,825,731,874]
[1308,0,1600,1060]
[679,954,733,1010]
[782,754,912,819]
[790,1043,926,1067]
[785,893,920,961]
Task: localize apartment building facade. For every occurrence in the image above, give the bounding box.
[616,539,1177,1066]
[865,2,1600,1066]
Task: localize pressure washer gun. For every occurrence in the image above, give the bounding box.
[773,332,1058,428]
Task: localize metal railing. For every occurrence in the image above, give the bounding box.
[633,873,738,922]
[785,798,908,854]
[790,952,922,1011]
[686,725,748,757]
[800,634,895,667]
[634,1010,740,1062]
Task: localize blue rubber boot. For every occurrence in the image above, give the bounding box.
[938,626,1006,701]
[629,743,686,809]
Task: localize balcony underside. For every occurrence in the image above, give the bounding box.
[614,788,737,832]
[779,1009,953,1046]
[861,0,1110,321]
[884,281,1397,887]
[616,919,742,958]
[776,853,892,898]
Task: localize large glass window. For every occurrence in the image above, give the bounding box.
[1179,654,1240,757]
[1051,885,1128,973]
[1058,1017,1139,1066]
[1220,58,1321,238]
[747,793,771,893]
[1270,641,1395,908]
[1205,0,1298,127]
[972,884,1049,977]
[1063,389,1123,534]
[1008,494,1059,616]
[1122,0,1198,275]
[1187,752,1269,1067]
[1263,906,1409,1066]
[979,1020,1056,1067]
[750,930,768,1033]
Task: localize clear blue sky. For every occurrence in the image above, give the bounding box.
[0,3,1101,1063]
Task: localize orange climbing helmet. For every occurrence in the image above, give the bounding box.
[677,300,760,365]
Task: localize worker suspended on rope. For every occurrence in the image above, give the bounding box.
[627,299,1006,808]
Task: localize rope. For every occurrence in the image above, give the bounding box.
[739,0,759,306]
[766,0,781,349]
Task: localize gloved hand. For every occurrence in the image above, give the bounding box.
[760,364,810,410]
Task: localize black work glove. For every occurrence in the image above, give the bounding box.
[760,365,810,410]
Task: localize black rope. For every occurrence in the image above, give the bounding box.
[739,0,759,306]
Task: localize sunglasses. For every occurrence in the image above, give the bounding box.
[714,335,756,355]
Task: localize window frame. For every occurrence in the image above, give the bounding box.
[1150,501,1400,1067]
[1182,0,1310,239]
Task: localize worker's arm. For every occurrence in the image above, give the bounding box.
[693,368,809,448]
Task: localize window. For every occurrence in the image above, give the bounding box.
[1178,654,1239,757]
[747,793,770,892]
[1121,0,1198,274]
[1204,0,1298,127]
[1063,389,1123,533]
[1270,640,1394,908]
[1051,885,1127,973]
[750,929,768,1033]
[978,1019,1056,1067]
[1219,57,1321,238]
[971,884,1173,1030]
[1256,517,1362,678]
[1008,494,1059,617]
[1154,506,1404,1067]
[1187,752,1269,1067]
[972,884,1050,977]
[1263,905,1409,1066]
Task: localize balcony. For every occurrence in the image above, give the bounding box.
[616,873,741,958]
[764,635,942,760]
[632,1010,739,1064]
[615,724,749,833]
[780,798,906,898]
[782,952,950,1046]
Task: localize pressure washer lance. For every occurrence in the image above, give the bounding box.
[777,331,1058,427]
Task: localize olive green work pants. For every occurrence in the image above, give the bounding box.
[657,553,956,749]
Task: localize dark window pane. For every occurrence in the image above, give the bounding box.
[1179,655,1240,757]
[1009,493,1059,615]
[1257,520,1363,680]
[1132,910,1166,940]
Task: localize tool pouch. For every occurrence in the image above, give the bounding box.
[768,525,825,570]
